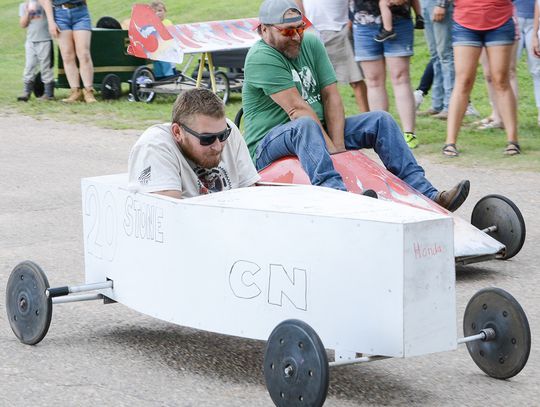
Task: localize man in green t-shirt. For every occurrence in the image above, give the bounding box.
[242,0,470,212]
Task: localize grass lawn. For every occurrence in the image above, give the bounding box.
[1,0,538,171]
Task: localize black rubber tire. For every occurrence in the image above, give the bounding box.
[101,73,122,100]
[463,287,531,379]
[471,194,526,260]
[264,319,329,407]
[234,107,244,129]
[6,261,52,345]
[211,71,230,105]
[131,66,156,103]
[96,16,121,29]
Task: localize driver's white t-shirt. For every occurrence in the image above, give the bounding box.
[128,119,260,198]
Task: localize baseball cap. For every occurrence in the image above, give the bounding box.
[258,0,302,25]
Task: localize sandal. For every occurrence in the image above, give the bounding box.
[442,143,459,157]
[504,141,521,156]
[478,120,504,130]
[471,117,493,126]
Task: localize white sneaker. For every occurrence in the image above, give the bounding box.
[465,102,480,117]
[414,90,424,110]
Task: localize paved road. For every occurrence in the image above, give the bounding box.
[1,111,538,406]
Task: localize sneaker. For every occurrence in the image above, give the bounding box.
[374,28,396,42]
[434,180,470,212]
[404,132,419,149]
[417,108,441,116]
[415,15,425,29]
[465,102,480,117]
[414,90,424,110]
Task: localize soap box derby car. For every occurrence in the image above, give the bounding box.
[6,165,531,406]
[126,4,259,104]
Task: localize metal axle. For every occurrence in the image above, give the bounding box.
[52,293,103,304]
[46,281,113,298]
[330,355,389,368]
[331,329,496,368]
[457,328,496,344]
[481,225,498,233]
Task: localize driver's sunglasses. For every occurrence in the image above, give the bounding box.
[271,23,306,37]
[180,123,231,146]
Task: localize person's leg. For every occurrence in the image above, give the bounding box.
[354,23,388,108]
[36,40,55,100]
[360,59,389,111]
[485,44,518,144]
[433,3,455,112]
[350,80,370,112]
[324,27,369,112]
[57,30,80,89]
[36,40,54,85]
[417,60,434,95]
[509,40,519,101]
[255,117,346,190]
[445,46,482,148]
[386,56,416,133]
[73,30,93,88]
[343,111,437,198]
[479,48,502,124]
[522,17,540,122]
[422,6,444,113]
[18,41,38,101]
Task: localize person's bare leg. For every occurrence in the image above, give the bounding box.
[387,56,415,133]
[480,49,502,123]
[446,46,482,145]
[486,44,518,143]
[360,59,388,111]
[57,30,80,88]
[350,80,369,112]
[73,30,93,88]
[510,40,519,101]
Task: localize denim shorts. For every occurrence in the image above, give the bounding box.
[353,17,414,61]
[452,18,515,47]
[54,5,92,31]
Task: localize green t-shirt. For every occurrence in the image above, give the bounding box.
[242,33,337,160]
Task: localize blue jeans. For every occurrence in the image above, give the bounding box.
[255,112,438,199]
[353,18,414,61]
[422,0,455,111]
[452,18,515,47]
[516,16,540,108]
[54,5,92,31]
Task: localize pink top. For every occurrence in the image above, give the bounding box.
[454,0,513,30]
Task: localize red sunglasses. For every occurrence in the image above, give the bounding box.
[271,23,306,37]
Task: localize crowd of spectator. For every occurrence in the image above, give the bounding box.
[299,0,540,156]
[17,0,540,156]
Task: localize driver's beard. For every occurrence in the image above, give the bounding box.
[180,139,222,169]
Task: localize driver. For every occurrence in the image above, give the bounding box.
[242,0,470,212]
[128,88,260,198]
